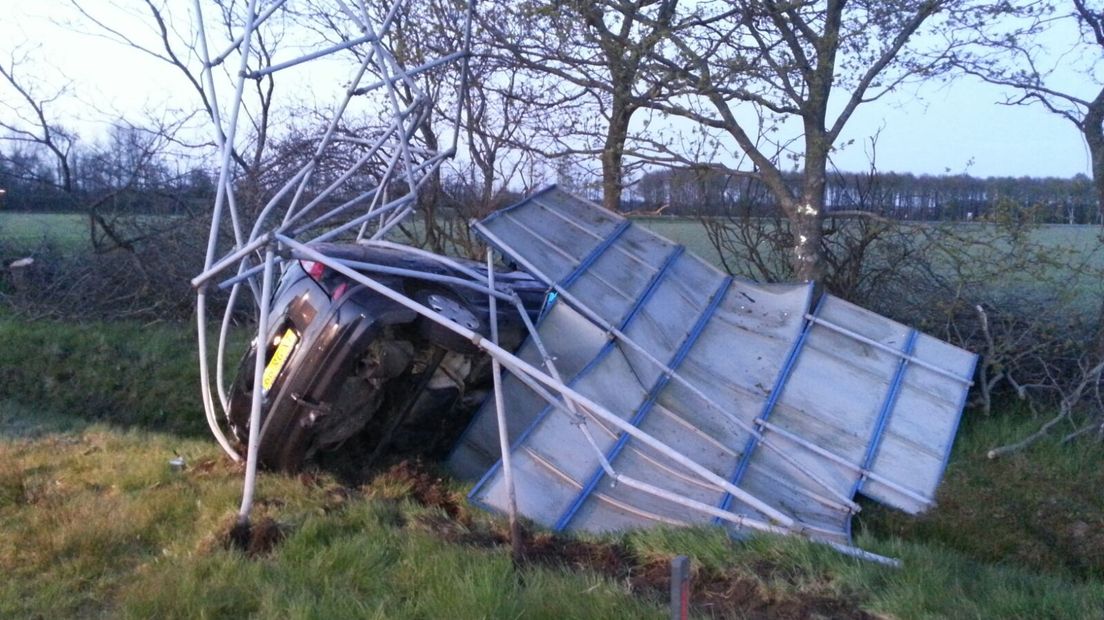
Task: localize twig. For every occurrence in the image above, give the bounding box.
[1061,422,1099,444]
[987,408,1070,459]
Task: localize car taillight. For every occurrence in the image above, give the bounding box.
[332,282,349,301]
[300,260,326,281]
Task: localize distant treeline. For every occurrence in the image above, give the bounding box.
[3,141,1099,225]
[625,168,1100,224]
[0,140,214,216]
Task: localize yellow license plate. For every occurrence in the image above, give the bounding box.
[262,329,299,392]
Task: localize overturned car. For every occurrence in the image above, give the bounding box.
[225,242,547,476]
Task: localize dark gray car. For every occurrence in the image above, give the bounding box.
[226,243,547,477]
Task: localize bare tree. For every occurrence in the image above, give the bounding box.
[300,0,548,254]
[953,1,1104,221]
[458,59,546,217]
[481,0,680,212]
[641,0,978,284]
[68,0,283,182]
[0,42,201,251]
[0,45,76,195]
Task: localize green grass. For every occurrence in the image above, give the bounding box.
[627,526,1104,619]
[2,316,1104,617]
[0,211,89,253]
[2,209,1101,288]
[635,217,1104,266]
[858,410,1104,581]
[0,402,666,619]
[2,398,1103,618]
[0,317,216,436]
[0,211,188,255]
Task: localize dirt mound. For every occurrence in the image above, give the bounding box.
[407,513,873,617]
[370,460,470,523]
[225,516,285,557]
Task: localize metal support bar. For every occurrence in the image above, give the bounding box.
[308,195,414,244]
[209,0,288,66]
[853,329,918,496]
[196,291,241,461]
[215,280,246,412]
[247,34,377,78]
[805,315,972,385]
[451,0,476,152]
[351,50,464,94]
[487,249,522,560]
[716,297,823,521]
[192,235,270,288]
[238,246,276,523]
[555,276,732,531]
[367,239,490,282]
[294,255,515,303]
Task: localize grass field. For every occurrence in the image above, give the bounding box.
[0,212,90,254]
[4,209,1103,265]
[2,316,1104,618]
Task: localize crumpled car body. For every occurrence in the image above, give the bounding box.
[226,242,547,475]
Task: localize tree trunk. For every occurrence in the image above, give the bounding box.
[600,98,632,212]
[418,122,443,252]
[791,137,829,286]
[791,202,825,284]
[1084,95,1104,357]
[1085,103,1104,225]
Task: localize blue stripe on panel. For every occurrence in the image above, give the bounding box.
[852,329,918,496]
[554,276,733,531]
[467,245,685,503]
[712,294,825,523]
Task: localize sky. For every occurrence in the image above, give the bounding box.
[0,0,1094,180]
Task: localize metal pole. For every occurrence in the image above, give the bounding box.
[191,234,269,288]
[488,250,523,563]
[670,556,690,620]
[309,257,514,302]
[452,0,476,153]
[208,0,288,66]
[238,246,276,524]
[215,281,245,412]
[352,51,465,95]
[247,34,378,78]
[804,314,972,384]
[196,291,241,461]
[193,0,260,461]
